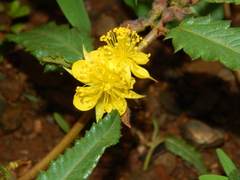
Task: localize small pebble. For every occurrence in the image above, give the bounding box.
[181,119,223,148]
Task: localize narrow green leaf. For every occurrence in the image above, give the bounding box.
[53,112,70,133]
[23,93,40,103]
[199,174,228,180]
[57,0,91,33]
[6,22,93,63]
[164,136,207,174]
[200,0,240,5]
[229,169,240,180]
[165,16,240,70]
[216,148,236,176]
[36,110,122,180]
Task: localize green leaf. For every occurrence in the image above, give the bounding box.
[8,0,20,16]
[11,5,30,18]
[190,2,224,20]
[10,23,26,33]
[229,169,240,180]
[36,110,122,180]
[57,0,91,33]
[53,112,70,133]
[123,0,153,18]
[23,93,40,103]
[43,65,63,73]
[200,0,240,5]
[164,136,207,174]
[165,16,240,70]
[6,22,93,63]
[8,1,30,18]
[199,174,228,180]
[216,148,236,176]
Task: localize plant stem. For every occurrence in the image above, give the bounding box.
[143,119,163,171]
[138,20,168,51]
[143,143,156,171]
[18,110,93,180]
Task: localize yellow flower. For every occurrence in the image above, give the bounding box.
[72,48,145,121]
[99,27,156,81]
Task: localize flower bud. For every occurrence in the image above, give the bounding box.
[120,18,150,32]
[149,0,167,22]
[162,6,184,24]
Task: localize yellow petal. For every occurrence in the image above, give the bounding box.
[73,87,102,111]
[95,96,105,122]
[122,65,132,87]
[124,90,145,99]
[130,62,157,82]
[130,51,149,65]
[113,87,145,99]
[82,45,90,61]
[72,60,91,84]
[83,45,102,62]
[105,95,127,116]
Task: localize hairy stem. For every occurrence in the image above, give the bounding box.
[138,20,168,51]
[18,110,93,180]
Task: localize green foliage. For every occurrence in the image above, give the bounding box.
[0,165,10,180]
[164,136,207,174]
[199,174,228,180]
[229,169,240,180]
[36,110,122,180]
[7,0,30,18]
[6,22,94,64]
[165,16,240,70]
[56,0,91,33]
[216,148,236,176]
[199,149,239,180]
[53,112,70,133]
[190,2,224,19]
[10,23,26,34]
[200,0,240,5]
[123,0,153,18]
[23,93,40,103]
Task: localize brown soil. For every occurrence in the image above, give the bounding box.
[0,0,240,180]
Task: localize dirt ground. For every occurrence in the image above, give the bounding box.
[0,0,240,179]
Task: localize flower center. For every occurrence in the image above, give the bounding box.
[100,27,144,59]
[102,83,112,93]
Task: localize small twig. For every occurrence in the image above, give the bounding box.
[18,110,93,180]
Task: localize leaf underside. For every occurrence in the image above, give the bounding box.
[6,22,93,63]
[200,0,240,5]
[165,16,240,70]
[36,110,122,180]
[229,169,240,180]
[164,136,207,174]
